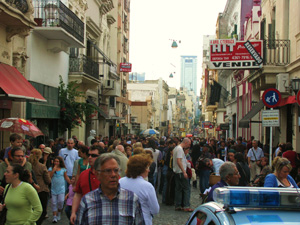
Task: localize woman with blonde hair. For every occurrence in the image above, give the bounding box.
[264,157,297,188]
[119,154,159,225]
[133,147,145,155]
[133,142,143,149]
[29,149,51,225]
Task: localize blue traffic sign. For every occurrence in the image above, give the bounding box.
[262,88,281,108]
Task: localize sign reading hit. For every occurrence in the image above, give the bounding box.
[209,39,263,69]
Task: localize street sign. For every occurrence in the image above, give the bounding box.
[262,110,280,127]
[297,90,300,106]
[220,123,229,130]
[262,88,281,108]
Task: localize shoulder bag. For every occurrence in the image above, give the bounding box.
[251,148,262,167]
[0,184,11,225]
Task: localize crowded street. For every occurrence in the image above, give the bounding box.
[1,0,300,224]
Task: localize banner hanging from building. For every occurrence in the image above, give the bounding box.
[208,39,263,69]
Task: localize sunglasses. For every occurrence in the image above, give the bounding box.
[280,160,290,166]
[88,153,99,158]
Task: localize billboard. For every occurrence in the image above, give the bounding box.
[120,63,132,72]
[209,39,263,69]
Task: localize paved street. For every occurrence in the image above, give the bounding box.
[43,182,202,225]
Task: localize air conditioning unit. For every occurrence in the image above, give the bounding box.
[104,79,114,89]
[276,73,289,93]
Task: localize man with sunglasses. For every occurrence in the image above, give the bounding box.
[70,145,105,224]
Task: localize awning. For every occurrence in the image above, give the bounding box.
[0,63,46,102]
[278,96,297,107]
[86,97,109,119]
[239,100,264,128]
[98,109,109,119]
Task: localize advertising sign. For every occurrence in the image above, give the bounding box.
[262,110,280,127]
[120,63,132,72]
[202,121,214,129]
[209,39,263,69]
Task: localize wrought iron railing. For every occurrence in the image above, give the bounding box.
[33,0,84,43]
[263,39,290,66]
[69,54,99,80]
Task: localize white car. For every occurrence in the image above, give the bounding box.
[186,187,300,225]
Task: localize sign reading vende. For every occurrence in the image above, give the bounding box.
[120,63,132,72]
[209,39,263,69]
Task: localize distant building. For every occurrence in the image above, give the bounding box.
[129,72,145,82]
[180,56,198,95]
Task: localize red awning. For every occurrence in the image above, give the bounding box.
[278,96,296,107]
[0,63,46,102]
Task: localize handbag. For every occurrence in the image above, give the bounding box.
[191,168,197,181]
[0,184,11,225]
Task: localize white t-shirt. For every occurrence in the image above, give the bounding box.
[59,148,79,177]
[172,145,187,174]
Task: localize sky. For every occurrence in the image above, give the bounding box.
[129,0,227,95]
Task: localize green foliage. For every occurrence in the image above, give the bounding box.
[58,76,97,133]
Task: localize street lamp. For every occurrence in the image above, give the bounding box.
[291,78,300,95]
[170,39,181,48]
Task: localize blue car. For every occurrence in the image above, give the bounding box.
[186,187,300,225]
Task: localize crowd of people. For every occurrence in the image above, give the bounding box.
[0,132,299,224]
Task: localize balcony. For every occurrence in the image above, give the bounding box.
[249,39,290,91]
[33,0,84,48]
[69,54,100,88]
[263,39,290,66]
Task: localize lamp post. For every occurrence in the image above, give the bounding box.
[170,39,181,48]
[291,78,300,95]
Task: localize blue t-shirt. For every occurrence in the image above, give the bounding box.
[59,148,79,176]
[48,167,67,195]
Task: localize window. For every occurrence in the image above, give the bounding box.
[109,96,116,108]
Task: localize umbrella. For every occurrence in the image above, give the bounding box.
[0,118,44,137]
[186,134,193,137]
[140,129,160,135]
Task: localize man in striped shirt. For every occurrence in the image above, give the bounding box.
[75,153,145,225]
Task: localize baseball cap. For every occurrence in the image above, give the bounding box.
[44,147,52,154]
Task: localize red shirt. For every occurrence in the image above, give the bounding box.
[282,150,297,168]
[75,168,100,196]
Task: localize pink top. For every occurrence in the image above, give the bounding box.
[66,184,75,206]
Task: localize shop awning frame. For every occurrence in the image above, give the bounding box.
[0,63,46,102]
[239,100,264,128]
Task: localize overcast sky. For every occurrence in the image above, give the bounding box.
[129,0,227,95]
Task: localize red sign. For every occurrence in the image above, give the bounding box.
[209,39,263,69]
[120,63,132,72]
[297,90,300,106]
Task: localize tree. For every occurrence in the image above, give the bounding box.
[58,76,97,134]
